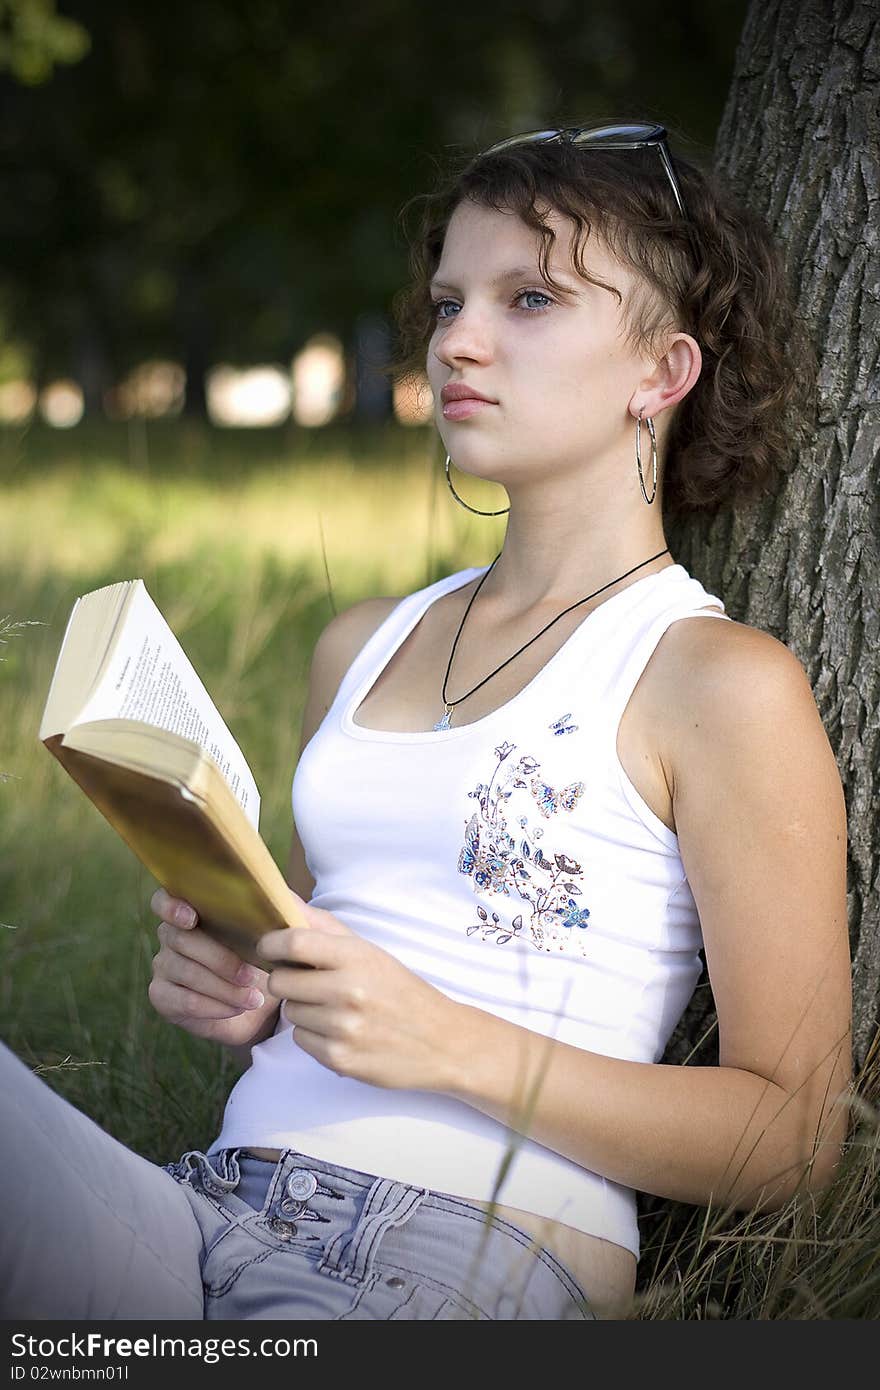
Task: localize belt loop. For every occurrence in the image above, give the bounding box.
[317,1179,427,1285]
[164,1148,242,1196]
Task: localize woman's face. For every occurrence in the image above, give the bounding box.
[426,197,660,489]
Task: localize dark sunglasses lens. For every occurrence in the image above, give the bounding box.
[571,123,664,145]
[483,130,560,155]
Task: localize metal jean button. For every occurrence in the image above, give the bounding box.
[286,1169,318,1201]
[386,1276,406,1289]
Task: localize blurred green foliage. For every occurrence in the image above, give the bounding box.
[0,0,749,410]
[0,0,89,84]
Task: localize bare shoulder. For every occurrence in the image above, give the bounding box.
[659,612,835,769]
[663,612,821,730]
[307,594,403,721]
[317,595,403,663]
[660,609,847,879]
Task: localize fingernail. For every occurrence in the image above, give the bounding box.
[246,989,265,1009]
[235,963,258,986]
[177,906,197,928]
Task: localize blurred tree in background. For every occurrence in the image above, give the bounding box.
[0,0,748,416]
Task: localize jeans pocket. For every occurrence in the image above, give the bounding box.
[350,1280,475,1320]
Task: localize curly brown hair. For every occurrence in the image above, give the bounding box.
[386,135,817,519]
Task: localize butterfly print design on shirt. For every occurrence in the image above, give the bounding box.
[457,738,591,955]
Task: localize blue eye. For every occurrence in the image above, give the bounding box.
[518,290,553,310]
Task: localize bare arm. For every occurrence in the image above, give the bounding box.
[438,624,852,1210]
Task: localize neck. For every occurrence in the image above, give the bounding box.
[478,482,672,618]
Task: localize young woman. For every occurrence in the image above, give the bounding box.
[1,123,852,1322]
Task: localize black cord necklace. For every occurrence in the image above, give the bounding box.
[433,547,672,731]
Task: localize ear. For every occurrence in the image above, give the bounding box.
[628,332,702,421]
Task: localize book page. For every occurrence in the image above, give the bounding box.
[75,582,261,830]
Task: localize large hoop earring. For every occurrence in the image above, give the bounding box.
[445,454,510,516]
[636,409,658,505]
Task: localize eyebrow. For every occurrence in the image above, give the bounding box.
[429,264,576,293]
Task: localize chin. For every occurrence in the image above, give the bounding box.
[443,438,509,473]
[447,457,510,491]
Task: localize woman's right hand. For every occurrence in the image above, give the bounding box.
[148,888,281,1046]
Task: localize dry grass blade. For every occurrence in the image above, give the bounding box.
[633,1040,880,1318]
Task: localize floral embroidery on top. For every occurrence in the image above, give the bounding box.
[549,712,578,736]
[457,737,591,955]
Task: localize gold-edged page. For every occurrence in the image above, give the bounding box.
[38,581,131,743]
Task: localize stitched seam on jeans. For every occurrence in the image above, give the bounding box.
[349,1188,422,1281]
[430,1290,481,1320]
[342,1177,388,1264]
[203,1247,276,1300]
[168,1180,238,1231]
[331,1276,376,1320]
[373,1261,489,1319]
[8,1087,204,1310]
[418,1194,589,1302]
[349,1217,385,1281]
[387,1285,422,1319]
[239,1155,372,1200]
[205,1211,321,1260]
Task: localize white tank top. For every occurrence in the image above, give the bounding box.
[209,561,731,1257]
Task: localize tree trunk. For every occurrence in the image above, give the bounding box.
[73,317,110,418]
[352,312,394,422]
[665,0,880,1070]
[178,266,209,419]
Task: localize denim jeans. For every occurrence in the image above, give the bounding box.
[0,1041,593,1320]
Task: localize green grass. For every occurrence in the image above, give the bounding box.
[2,419,877,1318]
[0,419,508,1164]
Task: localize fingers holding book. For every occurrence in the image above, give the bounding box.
[151,887,199,930]
[148,888,280,1046]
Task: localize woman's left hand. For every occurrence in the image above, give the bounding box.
[256,902,463,1093]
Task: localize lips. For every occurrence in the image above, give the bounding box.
[442,397,495,420]
[440,383,496,405]
[440,382,497,420]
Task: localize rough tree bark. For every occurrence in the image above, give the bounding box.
[665,0,880,1071]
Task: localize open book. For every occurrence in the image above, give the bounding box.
[39,579,309,966]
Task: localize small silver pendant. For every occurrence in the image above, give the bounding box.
[433,706,453,731]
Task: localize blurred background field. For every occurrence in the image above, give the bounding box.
[0,416,511,1169]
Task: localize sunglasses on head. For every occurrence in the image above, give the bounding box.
[473,121,691,229]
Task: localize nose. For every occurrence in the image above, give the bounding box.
[431,302,493,370]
